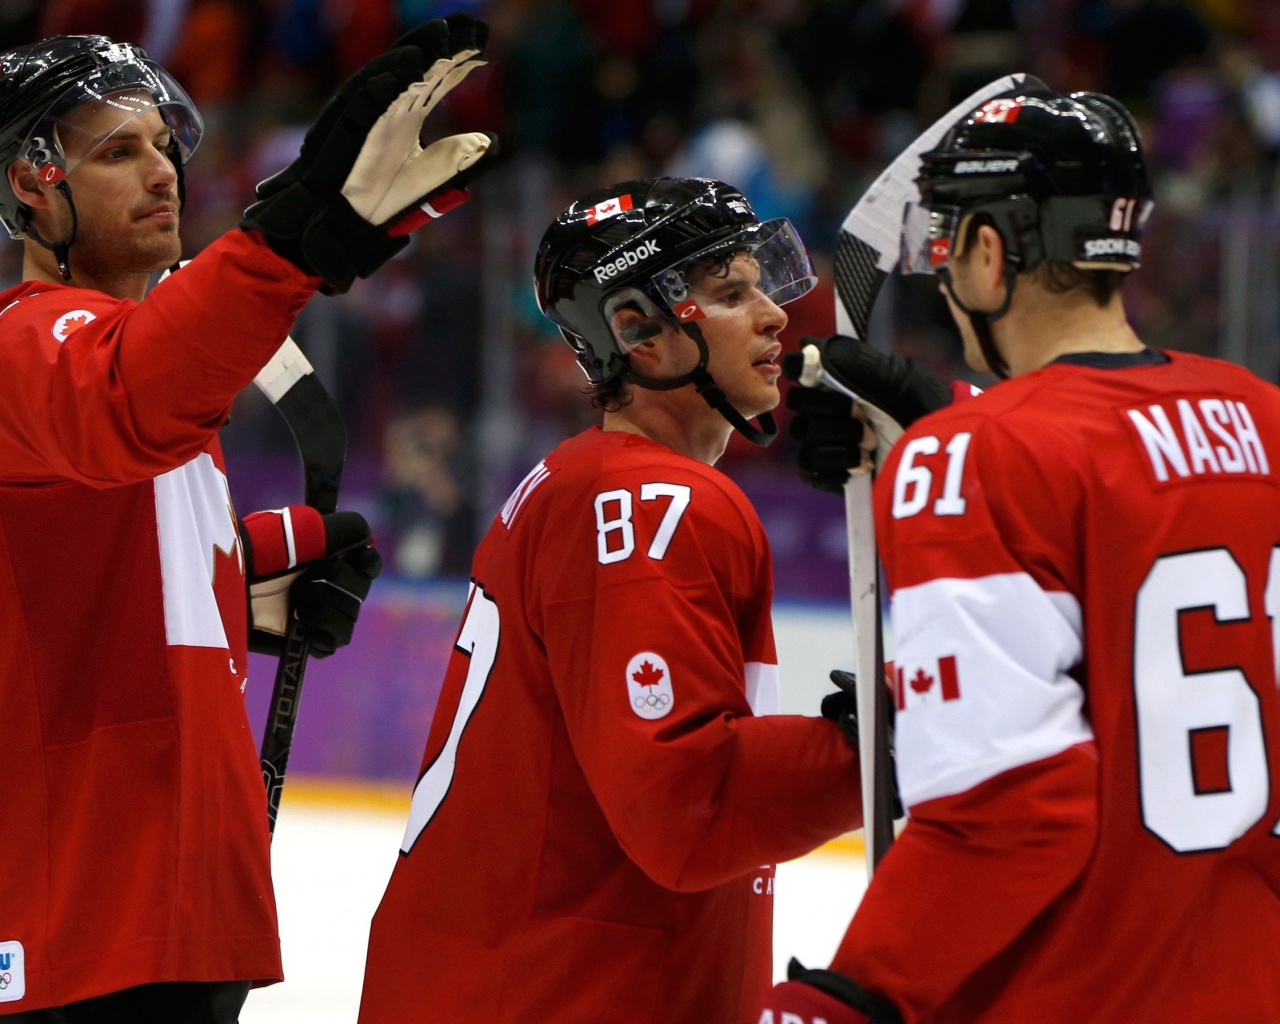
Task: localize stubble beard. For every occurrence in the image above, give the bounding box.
[73,218,183,278]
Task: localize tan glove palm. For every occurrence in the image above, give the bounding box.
[341,48,497,234]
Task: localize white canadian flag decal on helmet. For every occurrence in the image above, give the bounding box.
[627,651,674,720]
[586,194,633,225]
[972,98,1023,124]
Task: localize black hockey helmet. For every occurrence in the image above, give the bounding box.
[533,177,815,445]
[900,88,1152,376]
[0,35,202,274]
[903,88,1152,276]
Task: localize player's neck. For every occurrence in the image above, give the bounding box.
[997,286,1145,377]
[23,245,151,302]
[603,390,732,466]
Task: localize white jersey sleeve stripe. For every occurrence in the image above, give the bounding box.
[744,662,780,717]
[891,571,1092,808]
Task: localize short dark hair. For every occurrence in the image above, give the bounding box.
[588,375,633,413]
[1028,261,1125,306]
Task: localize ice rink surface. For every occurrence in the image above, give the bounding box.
[241,788,869,1023]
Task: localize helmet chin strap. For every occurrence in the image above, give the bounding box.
[688,363,778,446]
[23,179,77,280]
[623,319,778,446]
[938,262,1018,379]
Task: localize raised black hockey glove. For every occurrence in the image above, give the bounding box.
[821,670,904,819]
[240,506,381,657]
[242,13,499,294]
[759,958,903,1024]
[783,334,956,493]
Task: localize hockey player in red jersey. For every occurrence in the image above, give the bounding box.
[0,21,496,1023]
[358,178,864,1024]
[762,87,1280,1024]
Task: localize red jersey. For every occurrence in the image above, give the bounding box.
[835,350,1280,1022]
[0,231,317,1012]
[360,427,861,1024]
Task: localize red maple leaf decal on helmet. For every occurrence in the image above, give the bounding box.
[632,660,665,689]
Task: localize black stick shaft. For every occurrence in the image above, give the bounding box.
[868,609,895,869]
[261,616,312,835]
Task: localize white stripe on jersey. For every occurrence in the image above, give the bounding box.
[744,662,780,716]
[892,571,1092,808]
[501,461,550,528]
[154,453,236,649]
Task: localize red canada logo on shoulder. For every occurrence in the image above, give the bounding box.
[627,651,674,721]
[586,194,633,225]
[972,98,1023,124]
[52,309,96,342]
[894,655,961,711]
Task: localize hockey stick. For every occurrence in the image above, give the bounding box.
[157,264,347,836]
[799,73,1041,877]
[253,337,347,837]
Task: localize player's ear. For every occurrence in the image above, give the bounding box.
[974,223,1006,294]
[610,305,665,352]
[7,160,51,210]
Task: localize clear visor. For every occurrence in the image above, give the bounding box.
[649,218,816,324]
[900,202,961,276]
[17,56,202,184]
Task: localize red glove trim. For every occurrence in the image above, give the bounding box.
[388,186,471,236]
[241,504,327,576]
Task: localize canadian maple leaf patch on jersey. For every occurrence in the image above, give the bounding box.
[626,651,674,721]
[893,655,961,710]
[52,309,95,342]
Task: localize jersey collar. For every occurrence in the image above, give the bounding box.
[1049,348,1170,369]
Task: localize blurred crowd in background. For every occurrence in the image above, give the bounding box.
[6,0,1280,595]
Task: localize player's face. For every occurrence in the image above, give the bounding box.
[690,253,788,417]
[54,97,182,273]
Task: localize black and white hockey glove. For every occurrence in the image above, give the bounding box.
[783,334,963,494]
[821,670,904,820]
[240,506,382,658]
[242,13,499,294]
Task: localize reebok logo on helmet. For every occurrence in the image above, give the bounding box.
[593,240,662,284]
[1083,237,1140,259]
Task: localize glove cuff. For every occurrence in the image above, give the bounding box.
[786,959,903,1024]
[240,505,326,579]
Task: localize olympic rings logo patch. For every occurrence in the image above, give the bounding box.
[626,651,674,721]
